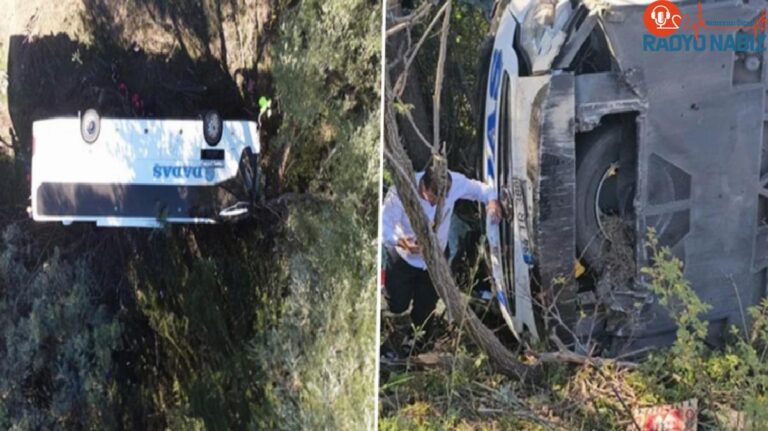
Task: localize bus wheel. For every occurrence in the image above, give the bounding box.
[203,110,223,146]
[81,109,100,144]
[576,125,633,266]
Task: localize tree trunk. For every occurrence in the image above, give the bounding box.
[386,1,433,170]
[384,76,538,380]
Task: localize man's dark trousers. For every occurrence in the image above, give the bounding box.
[385,256,439,328]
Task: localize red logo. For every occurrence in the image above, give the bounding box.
[643,410,684,431]
[644,0,682,37]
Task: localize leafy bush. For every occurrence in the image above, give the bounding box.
[640,229,713,397]
[246,1,381,428]
[249,204,377,430]
[0,225,121,430]
[120,228,272,430]
[637,230,768,428]
[271,0,381,201]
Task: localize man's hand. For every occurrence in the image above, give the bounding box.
[487,199,502,224]
[396,236,422,254]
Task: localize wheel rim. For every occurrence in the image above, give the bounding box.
[594,162,623,240]
[207,119,219,136]
[592,160,675,243]
[82,110,99,143]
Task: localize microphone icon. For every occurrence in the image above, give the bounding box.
[652,5,671,28]
[644,0,682,35]
[650,4,679,30]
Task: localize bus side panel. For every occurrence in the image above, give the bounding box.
[31,118,260,224]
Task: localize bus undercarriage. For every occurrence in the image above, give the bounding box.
[486,0,768,353]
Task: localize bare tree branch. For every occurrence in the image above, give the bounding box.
[386,2,434,37]
[430,0,452,232]
[384,72,538,380]
[402,109,432,150]
[392,1,451,98]
[534,335,639,369]
[432,0,451,151]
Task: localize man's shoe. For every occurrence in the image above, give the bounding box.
[380,342,402,361]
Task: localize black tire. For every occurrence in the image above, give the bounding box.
[203,110,223,146]
[241,148,260,206]
[81,109,100,144]
[575,125,631,266]
[251,151,261,205]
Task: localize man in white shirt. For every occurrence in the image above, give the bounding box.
[381,165,501,353]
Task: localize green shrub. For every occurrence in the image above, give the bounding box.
[244,1,381,428]
[641,229,712,397]
[638,229,768,428]
[0,225,121,430]
[249,203,377,430]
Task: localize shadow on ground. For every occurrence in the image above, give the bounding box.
[8,32,253,168]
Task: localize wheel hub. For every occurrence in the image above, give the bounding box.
[595,161,622,240]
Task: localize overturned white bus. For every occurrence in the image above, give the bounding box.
[30,110,260,228]
[482,0,768,351]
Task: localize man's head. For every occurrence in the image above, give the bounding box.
[419,158,451,206]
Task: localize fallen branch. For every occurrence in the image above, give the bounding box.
[534,349,639,370]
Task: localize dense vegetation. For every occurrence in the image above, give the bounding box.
[0,0,380,429]
[381,231,768,429]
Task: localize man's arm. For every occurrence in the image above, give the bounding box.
[381,187,404,249]
[451,172,497,203]
[451,172,501,223]
[382,187,422,254]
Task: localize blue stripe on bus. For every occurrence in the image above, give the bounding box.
[487,158,494,181]
[488,49,503,101]
[496,290,508,307]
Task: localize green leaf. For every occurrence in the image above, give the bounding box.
[393,101,414,115]
[258,96,272,114]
